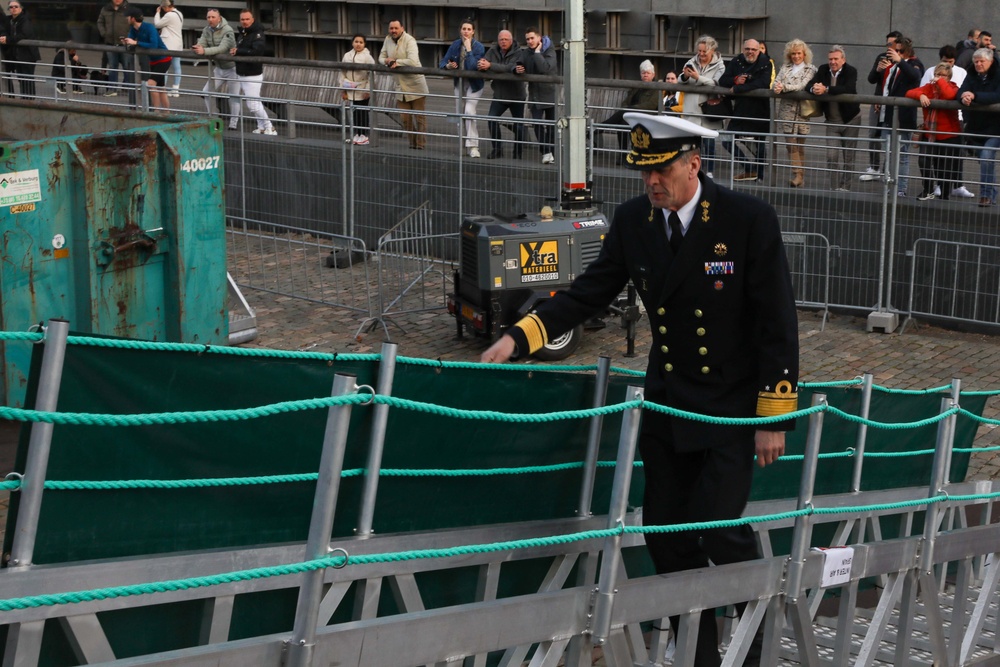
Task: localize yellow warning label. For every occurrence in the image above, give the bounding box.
[10,202,35,214]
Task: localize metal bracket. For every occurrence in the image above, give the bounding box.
[583,585,599,636]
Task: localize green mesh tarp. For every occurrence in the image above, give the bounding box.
[0,338,987,665]
[3,340,983,565]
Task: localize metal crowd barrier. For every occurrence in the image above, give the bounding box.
[356,201,458,340]
[15,39,1000,335]
[225,216,372,316]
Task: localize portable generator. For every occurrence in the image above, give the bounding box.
[448,208,641,360]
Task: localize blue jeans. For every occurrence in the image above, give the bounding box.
[702,137,716,174]
[166,56,182,89]
[106,50,134,87]
[976,137,1000,203]
[896,131,912,195]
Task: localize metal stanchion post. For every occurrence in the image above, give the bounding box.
[576,355,611,517]
[356,342,397,536]
[783,392,826,665]
[849,373,874,493]
[590,385,643,644]
[286,372,358,667]
[8,318,71,571]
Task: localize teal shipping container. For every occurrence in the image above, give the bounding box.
[0,99,228,406]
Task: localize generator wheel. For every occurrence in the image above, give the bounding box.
[534,324,583,361]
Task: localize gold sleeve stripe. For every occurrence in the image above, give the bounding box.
[757,392,799,417]
[514,314,547,354]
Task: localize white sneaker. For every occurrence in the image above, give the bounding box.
[932,185,941,197]
[859,167,880,182]
[469,147,481,158]
[228,122,239,131]
[354,134,368,145]
[103,91,118,97]
[706,171,714,179]
[952,185,976,198]
[541,152,555,164]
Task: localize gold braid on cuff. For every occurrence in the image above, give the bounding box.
[514,314,547,354]
[757,380,798,417]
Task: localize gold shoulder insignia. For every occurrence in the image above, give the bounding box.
[648,207,655,223]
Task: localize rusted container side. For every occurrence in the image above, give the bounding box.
[0,99,227,406]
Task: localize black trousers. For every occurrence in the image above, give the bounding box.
[639,422,760,667]
[530,104,554,154]
[486,98,525,152]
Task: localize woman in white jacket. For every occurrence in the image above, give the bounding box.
[340,34,375,145]
[154,0,183,96]
[679,35,726,177]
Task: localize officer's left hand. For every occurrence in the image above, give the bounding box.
[481,334,517,364]
[755,430,785,467]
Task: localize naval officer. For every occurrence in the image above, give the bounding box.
[481,113,799,667]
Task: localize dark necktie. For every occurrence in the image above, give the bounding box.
[668,210,684,255]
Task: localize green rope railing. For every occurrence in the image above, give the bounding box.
[7,489,998,615]
[6,329,1000,397]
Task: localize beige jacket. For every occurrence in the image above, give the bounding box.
[378,30,429,101]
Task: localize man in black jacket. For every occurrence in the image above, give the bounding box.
[808,45,861,191]
[477,30,525,159]
[719,39,773,182]
[230,9,275,135]
[482,113,799,667]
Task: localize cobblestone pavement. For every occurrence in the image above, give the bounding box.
[236,263,1000,481]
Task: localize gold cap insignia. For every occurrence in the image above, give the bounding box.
[714,243,727,257]
[631,126,651,150]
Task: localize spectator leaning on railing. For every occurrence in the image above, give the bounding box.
[340,34,375,146]
[440,20,486,159]
[958,48,1000,208]
[153,0,183,96]
[1,0,40,98]
[907,62,961,201]
[477,29,526,160]
[231,9,275,136]
[192,9,238,129]
[123,5,171,112]
[771,39,818,188]
[678,34,724,179]
[516,27,557,165]
[807,45,861,192]
[379,19,429,150]
[96,0,131,96]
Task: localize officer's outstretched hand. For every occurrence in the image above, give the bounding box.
[481,334,517,364]
[755,430,785,467]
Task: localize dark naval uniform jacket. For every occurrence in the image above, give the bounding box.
[510,174,799,451]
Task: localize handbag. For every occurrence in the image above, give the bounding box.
[799,98,823,119]
[699,95,733,118]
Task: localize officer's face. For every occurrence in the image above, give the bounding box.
[641,153,701,212]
